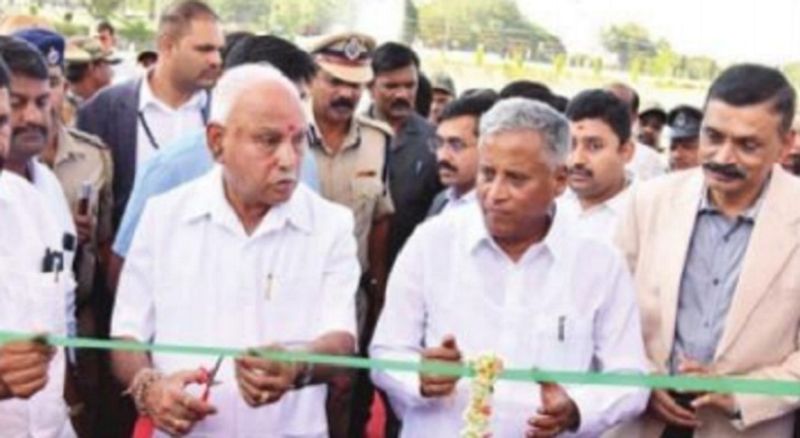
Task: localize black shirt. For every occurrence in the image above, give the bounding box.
[382,112,443,268]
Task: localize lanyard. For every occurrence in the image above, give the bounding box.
[137,110,161,151]
[137,92,210,151]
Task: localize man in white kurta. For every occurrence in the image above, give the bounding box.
[110,65,359,437]
[556,89,638,244]
[0,172,74,438]
[370,98,649,437]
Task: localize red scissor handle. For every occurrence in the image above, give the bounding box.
[131,367,213,438]
[132,416,155,438]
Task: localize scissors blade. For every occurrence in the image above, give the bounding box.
[207,356,224,382]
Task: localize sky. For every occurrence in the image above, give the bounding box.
[517,0,800,65]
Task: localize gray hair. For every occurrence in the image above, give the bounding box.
[209,63,300,124]
[478,97,570,166]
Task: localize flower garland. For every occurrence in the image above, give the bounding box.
[461,354,504,438]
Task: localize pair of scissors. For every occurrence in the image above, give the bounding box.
[131,357,225,438]
[199,356,224,402]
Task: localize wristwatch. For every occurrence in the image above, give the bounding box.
[294,361,314,389]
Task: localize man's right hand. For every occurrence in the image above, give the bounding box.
[648,389,700,429]
[0,340,54,400]
[144,369,217,436]
[419,335,462,398]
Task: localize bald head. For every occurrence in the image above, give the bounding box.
[207,64,308,212]
[210,63,302,124]
[606,82,639,120]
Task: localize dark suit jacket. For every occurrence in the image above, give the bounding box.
[426,190,449,218]
[76,78,210,229]
[76,78,142,229]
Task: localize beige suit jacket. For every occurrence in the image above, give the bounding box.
[610,166,800,438]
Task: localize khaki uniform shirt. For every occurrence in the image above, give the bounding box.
[47,123,114,305]
[61,91,83,127]
[309,114,394,270]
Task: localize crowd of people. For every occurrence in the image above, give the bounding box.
[2,1,800,437]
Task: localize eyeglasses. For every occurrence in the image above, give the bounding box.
[428,136,473,154]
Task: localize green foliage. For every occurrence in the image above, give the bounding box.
[474,43,485,67]
[54,20,90,37]
[269,0,337,36]
[675,55,719,80]
[593,57,604,77]
[402,0,419,44]
[650,39,678,78]
[82,0,124,19]
[553,53,567,78]
[118,19,155,47]
[418,0,564,62]
[212,0,335,36]
[212,0,269,27]
[601,22,656,69]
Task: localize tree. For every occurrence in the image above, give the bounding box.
[212,0,335,35]
[82,0,124,18]
[118,19,155,47]
[650,38,678,78]
[213,0,269,27]
[418,0,564,62]
[268,0,336,37]
[679,55,719,80]
[601,22,656,69]
[402,0,418,44]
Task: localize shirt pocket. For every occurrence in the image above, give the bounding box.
[528,311,594,372]
[264,274,323,342]
[3,270,69,335]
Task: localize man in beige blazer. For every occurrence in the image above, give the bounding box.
[614,64,800,438]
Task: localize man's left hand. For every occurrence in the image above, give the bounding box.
[235,346,300,407]
[526,382,580,438]
[679,359,738,417]
[74,213,93,245]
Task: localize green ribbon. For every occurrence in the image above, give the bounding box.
[2,330,799,396]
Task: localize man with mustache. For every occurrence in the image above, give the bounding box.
[0,37,76,240]
[371,98,648,437]
[368,42,442,270]
[0,53,76,437]
[0,36,79,340]
[111,64,360,437]
[306,32,394,438]
[14,27,115,436]
[77,0,224,230]
[613,64,800,437]
[557,89,634,243]
[427,92,497,217]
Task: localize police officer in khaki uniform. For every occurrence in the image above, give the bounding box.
[307,32,394,438]
[15,28,114,437]
[62,36,119,126]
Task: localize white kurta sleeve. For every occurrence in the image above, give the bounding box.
[317,212,360,338]
[110,199,158,343]
[566,252,649,436]
[369,227,437,417]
